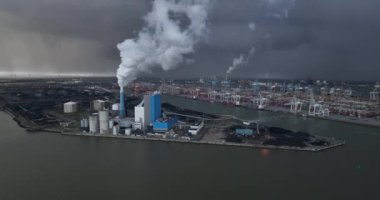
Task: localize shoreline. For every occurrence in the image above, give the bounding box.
[0,109,345,152]
[61,132,346,152]
[1,105,62,134]
[263,106,380,129]
[0,99,346,152]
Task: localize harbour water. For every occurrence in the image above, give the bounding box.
[0,96,379,199]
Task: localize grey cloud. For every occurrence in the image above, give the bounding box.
[0,0,379,80]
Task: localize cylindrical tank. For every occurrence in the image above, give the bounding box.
[112,126,119,135]
[64,101,79,113]
[125,128,132,136]
[80,119,85,128]
[99,110,109,134]
[99,110,109,121]
[93,100,106,111]
[83,118,89,129]
[82,118,89,132]
[89,115,98,133]
[109,120,114,129]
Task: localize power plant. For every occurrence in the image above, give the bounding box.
[0,77,350,152]
[74,87,177,136]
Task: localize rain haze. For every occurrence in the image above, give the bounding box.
[0,0,380,80]
[1,2,380,200]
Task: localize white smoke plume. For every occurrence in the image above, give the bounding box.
[226,21,257,76]
[117,0,211,88]
[225,0,295,76]
[226,54,244,75]
[226,46,256,75]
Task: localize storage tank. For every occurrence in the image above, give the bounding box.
[81,118,89,131]
[112,125,119,135]
[83,118,89,129]
[99,110,109,134]
[64,101,78,113]
[109,120,114,129]
[80,119,85,128]
[125,128,132,136]
[82,118,89,132]
[93,100,106,111]
[89,115,98,133]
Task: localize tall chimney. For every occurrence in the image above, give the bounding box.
[119,89,126,118]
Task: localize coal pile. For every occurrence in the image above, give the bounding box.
[225,134,242,143]
[162,103,219,119]
[263,138,307,148]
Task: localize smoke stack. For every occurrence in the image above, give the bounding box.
[119,89,126,118]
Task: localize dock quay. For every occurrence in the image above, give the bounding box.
[263,106,380,128]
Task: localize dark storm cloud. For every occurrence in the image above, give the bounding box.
[0,0,150,74]
[0,0,379,80]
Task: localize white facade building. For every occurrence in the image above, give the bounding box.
[134,100,145,127]
[112,103,120,111]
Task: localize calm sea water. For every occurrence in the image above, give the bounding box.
[0,96,379,200]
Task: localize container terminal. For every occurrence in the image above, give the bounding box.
[5,77,380,151]
[158,77,380,128]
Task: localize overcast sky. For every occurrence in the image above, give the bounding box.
[0,0,379,80]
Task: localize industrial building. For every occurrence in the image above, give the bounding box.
[112,103,120,111]
[84,91,164,135]
[134,92,162,129]
[134,101,146,127]
[81,90,178,135]
[152,118,177,132]
[111,103,120,116]
[188,121,204,135]
[149,93,161,122]
[133,91,178,133]
[235,128,257,137]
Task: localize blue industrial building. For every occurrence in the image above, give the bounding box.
[150,93,161,122]
[134,92,177,132]
[153,117,177,132]
[138,92,162,127]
